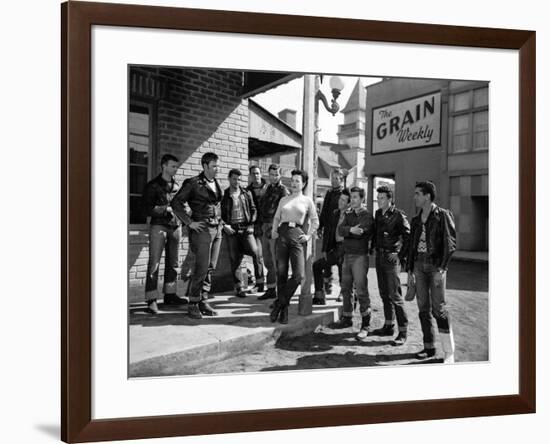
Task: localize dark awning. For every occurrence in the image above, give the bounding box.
[241,72,301,98]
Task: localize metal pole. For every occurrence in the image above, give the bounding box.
[299,75,317,316]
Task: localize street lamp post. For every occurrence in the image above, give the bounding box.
[299,74,344,316]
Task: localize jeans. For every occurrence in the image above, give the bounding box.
[413,253,451,348]
[252,232,265,285]
[375,252,408,332]
[225,230,263,291]
[188,225,222,303]
[145,225,181,300]
[261,222,278,289]
[341,254,371,317]
[313,246,344,299]
[275,225,306,306]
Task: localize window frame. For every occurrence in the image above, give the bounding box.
[129,99,158,229]
[449,84,489,154]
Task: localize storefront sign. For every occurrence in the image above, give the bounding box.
[372,92,441,154]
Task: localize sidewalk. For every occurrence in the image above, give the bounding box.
[129,289,342,377]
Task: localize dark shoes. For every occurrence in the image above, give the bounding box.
[187,303,203,319]
[332,316,353,329]
[146,299,159,315]
[198,300,218,316]
[163,294,189,305]
[392,332,408,346]
[269,300,282,323]
[236,290,248,298]
[416,348,436,359]
[312,297,326,305]
[258,288,277,300]
[279,306,289,324]
[188,301,218,319]
[255,283,265,293]
[370,324,395,336]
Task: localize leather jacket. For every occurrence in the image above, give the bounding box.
[172,172,223,225]
[221,186,257,227]
[407,204,456,271]
[373,205,410,263]
[246,179,268,225]
[323,208,343,253]
[141,174,180,227]
[260,181,289,223]
[338,207,375,255]
[320,186,348,252]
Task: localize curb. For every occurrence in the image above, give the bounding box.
[129,307,341,377]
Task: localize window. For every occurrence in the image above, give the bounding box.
[129,103,154,225]
[450,86,489,153]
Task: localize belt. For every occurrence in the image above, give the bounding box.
[280,222,303,228]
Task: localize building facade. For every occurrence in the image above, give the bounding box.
[364,78,489,251]
[128,67,295,297]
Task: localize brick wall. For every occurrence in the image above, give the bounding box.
[128,67,250,300]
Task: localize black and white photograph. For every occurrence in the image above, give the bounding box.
[128,67,489,378]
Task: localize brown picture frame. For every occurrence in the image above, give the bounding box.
[61,1,536,442]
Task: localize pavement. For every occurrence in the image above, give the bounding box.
[129,252,488,377]
[129,289,342,377]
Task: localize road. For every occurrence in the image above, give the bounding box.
[197,260,489,374]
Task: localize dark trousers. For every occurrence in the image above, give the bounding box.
[375,252,408,333]
[313,246,343,299]
[413,253,451,349]
[226,229,264,291]
[252,231,265,285]
[188,225,222,303]
[275,226,305,306]
[261,222,277,289]
[341,254,371,317]
[145,225,181,300]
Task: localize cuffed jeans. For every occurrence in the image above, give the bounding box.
[376,252,408,333]
[188,225,222,303]
[313,246,344,300]
[261,222,277,289]
[226,230,264,291]
[275,225,305,306]
[413,253,451,349]
[341,254,371,317]
[145,225,181,300]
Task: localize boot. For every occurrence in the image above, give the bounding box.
[198,300,218,316]
[163,294,189,305]
[258,287,277,300]
[416,348,436,359]
[355,313,371,341]
[236,290,248,298]
[441,328,456,364]
[332,316,353,329]
[187,303,203,319]
[269,300,282,323]
[146,299,159,315]
[279,305,289,324]
[392,331,408,346]
[312,290,326,306]
[370,324,395,336]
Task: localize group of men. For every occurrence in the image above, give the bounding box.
[142,153,457,362]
